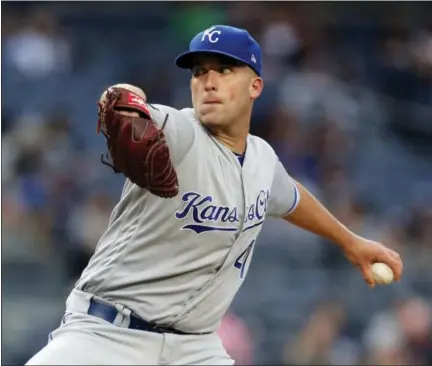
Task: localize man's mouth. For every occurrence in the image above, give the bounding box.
[203,99,222,104]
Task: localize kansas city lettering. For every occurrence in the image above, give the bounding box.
[175,191,269,233]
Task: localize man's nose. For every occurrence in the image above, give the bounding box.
[204,70,219,91]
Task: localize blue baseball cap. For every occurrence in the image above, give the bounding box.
[175,25,262,76]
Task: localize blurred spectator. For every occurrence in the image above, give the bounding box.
[65,193,114,276]
[40,112,83,174]
[362,309,408,365]
[395,297,432,365]
[259,4,301,81]
[67,193,113,254]
[217,312,254,365]
[410,25,432,78]
[225,2,266,35]
[282,300,354,365]
[2,192,54,264]
[278,51,361,133]
[375,17,432,152]
[3,7,71,79]
[362,296,432,365]
[264,107,319,184]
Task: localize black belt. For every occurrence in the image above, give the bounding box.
[87,298,189,335]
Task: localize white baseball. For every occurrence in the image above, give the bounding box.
[371,262,394,285]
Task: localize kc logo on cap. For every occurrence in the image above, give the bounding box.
[201,26,222,44]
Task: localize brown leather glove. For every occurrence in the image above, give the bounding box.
[97,86,179,198]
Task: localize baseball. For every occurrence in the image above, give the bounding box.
[371,262,394,285]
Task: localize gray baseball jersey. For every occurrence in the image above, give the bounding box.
[76,104,299,334]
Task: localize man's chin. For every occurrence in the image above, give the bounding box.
[198,112,222,127]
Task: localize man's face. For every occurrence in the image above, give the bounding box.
[190,54,263,129]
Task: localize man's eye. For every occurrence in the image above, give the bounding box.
[219,66,232,74]
[192,67,206,77]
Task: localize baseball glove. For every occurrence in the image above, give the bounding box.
[97,86,179,198]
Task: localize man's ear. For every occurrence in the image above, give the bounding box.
[250,77,264,100]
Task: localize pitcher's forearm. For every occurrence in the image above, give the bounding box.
[283,182,357,249]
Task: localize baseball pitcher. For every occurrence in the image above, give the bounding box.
[26,25,403,365]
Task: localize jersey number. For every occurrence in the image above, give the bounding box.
[234,240,255,279]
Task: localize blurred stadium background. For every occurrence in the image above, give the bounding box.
[2,1,432,365]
